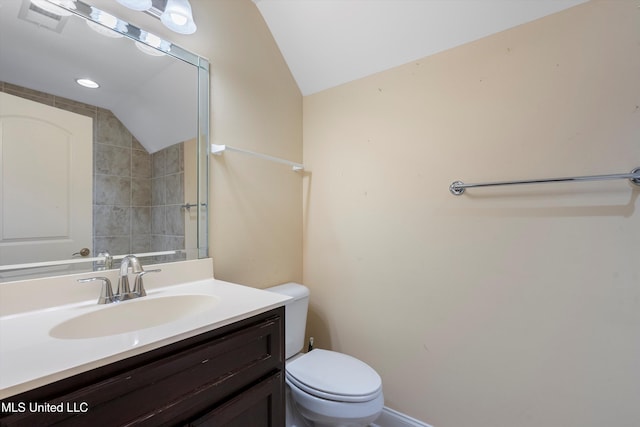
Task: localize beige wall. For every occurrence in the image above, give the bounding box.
[189,0,303,286]
[85,1,639,425]
[303,1,640,426]
[94,0,304,287]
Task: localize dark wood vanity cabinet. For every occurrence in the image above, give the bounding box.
[0,307,285,427]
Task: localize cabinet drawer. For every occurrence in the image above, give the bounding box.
[1,311,283,427]
[189,371,284,427]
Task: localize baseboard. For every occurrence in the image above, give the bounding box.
[370,406,433,427]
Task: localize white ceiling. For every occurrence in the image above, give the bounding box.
[253,0,589,96]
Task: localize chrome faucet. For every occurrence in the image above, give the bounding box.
[77,277,116,304]
[133,269,161,297]
[117,255,143,301]
[79,255,161,304]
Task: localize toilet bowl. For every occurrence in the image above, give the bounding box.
[266,283,384,427]
[286,349,384,426]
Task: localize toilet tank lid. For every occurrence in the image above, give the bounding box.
[265,282,309,301]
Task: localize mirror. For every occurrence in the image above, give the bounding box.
[0,0,209,281]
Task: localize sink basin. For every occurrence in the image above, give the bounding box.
[49,294,219,339]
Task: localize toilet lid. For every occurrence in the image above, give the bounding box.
[286,349,382,403]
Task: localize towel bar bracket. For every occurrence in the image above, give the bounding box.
[632,167,640,186]
[449,181,466,195]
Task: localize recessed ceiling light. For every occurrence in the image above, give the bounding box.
[76,78,100,89]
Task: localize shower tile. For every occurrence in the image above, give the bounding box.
[132,149,151,178]
[131,234,151,253]
[151,206,166,234]
[165,205,185,236]
[165,235,185,251]
[95,175,131,206]
[97,108,132,148]
[151,235,184,252]
[94,206,131,236]
[94,236,130,257]
[132,178,151,206]
[165,173,184,205]
[152,150,166,178]
[152,176,166,206]
[95,143,131,176]
[150,235,164,252]
[132,137,145,152]
[166,143,183,174]
[132,207,151,234]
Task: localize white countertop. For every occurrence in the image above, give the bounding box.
[0,260,291,399]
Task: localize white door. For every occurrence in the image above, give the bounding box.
[0,92,93,268]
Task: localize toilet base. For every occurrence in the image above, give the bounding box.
[285,385,312,427]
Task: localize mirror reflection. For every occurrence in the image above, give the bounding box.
[0,0,208,280]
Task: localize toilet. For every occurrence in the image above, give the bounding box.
[267,283,384,427]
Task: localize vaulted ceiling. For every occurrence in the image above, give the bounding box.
[0,0,590,153]
[253,0,589,95]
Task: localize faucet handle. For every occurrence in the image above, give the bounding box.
[78,277,116,304]
[117,255,143,300]
[133,269,161,297]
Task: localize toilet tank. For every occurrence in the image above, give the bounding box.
[265,283,309,359]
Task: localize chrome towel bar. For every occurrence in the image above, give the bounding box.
[450,167,640,195]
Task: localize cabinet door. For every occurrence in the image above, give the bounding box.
[190,372,284,427]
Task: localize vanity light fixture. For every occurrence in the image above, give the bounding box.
[76,78,100,89]
[160,0,197,34]
[137,30,171,55]
[141,30,163,48]
[116,0,197,35]
[87,9,127,38]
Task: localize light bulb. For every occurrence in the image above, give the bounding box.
[170,13,188,26]
[161,0,197,34]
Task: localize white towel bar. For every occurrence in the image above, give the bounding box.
[211,144,304,171]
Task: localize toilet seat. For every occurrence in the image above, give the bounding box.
[286,349,382,403]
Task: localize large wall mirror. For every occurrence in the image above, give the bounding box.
[0,0,209,281]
